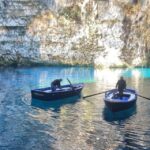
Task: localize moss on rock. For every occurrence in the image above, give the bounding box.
[59,5,81,23]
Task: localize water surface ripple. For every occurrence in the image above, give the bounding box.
[0,67,150,150]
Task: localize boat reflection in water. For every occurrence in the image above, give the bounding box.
[31,95,81,112]
[102,105,137,123]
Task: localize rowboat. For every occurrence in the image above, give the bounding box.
[31,83,84,101]
[104,88,137,112]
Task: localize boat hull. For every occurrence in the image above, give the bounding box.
[105,99,136,112]
[31,83,84,101]
[104,89,137,112]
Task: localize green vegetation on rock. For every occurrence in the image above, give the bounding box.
[59,5,81,23]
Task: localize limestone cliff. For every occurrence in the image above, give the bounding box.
[0,0,150,67]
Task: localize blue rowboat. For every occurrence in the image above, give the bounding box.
[104,88,137,112]
[31,83,84,101]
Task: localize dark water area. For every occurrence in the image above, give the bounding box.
[0,66,150,150]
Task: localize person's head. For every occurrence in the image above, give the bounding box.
[120,76,124,80]
[59,79,62,82]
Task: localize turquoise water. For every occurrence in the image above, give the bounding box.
[0,66,150,150]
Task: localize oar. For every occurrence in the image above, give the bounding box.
[67,78,74,89]
[137,94,150,100]
[83,89,150,100]
[83,90,108,99]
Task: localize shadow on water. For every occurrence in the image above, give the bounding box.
[31,95,81,112]
[103,105,137,123]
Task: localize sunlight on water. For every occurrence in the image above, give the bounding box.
[94,68,122,84]
[0,66,150,150]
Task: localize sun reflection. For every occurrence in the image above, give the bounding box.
[131,69,141,89]
[54,99,98,150]
[94,69,122,85]
[132,70,141,79]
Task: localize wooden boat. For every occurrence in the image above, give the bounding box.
[31,83,84,101]
[104,88,137,112]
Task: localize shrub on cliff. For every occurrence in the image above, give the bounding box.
[59,5,81,23]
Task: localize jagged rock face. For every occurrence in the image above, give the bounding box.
[0,0,150,67]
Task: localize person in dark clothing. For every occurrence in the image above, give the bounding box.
[51,79,62,91]
[116,76,126,98]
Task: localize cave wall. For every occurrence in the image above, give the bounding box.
[0,0,150,67]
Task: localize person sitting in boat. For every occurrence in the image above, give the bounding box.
[116,76,126,98]
[51,79,63,91]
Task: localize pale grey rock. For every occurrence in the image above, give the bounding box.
[0,0,150,67]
